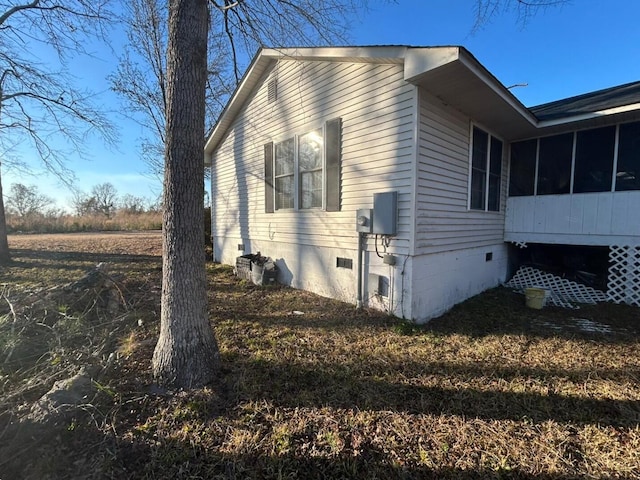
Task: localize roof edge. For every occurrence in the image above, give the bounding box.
[456,48,538,127]
[538,101,640,128]
[205,44,640,162]
[205,47,266,157]
[204,46,414,159]
[260,45,410,62]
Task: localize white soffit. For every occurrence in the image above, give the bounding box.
[404,47,538,139]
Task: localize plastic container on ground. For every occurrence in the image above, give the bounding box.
[525,287,547,309]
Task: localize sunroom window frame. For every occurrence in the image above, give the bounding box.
[507,120,640,197]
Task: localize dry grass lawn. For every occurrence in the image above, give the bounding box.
[0,231,639,479]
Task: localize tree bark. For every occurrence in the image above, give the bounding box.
[0,166,11,264]
[152,0,219,388]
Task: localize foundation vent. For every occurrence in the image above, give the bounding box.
[336,257,352,269]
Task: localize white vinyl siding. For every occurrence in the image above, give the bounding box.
[211,59,415,255]
[505,191,640,246]
[415,89,507,255]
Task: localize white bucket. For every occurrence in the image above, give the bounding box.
[525,287,547,309]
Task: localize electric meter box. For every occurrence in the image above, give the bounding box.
[356,208,373,233]
[372,191,397,235]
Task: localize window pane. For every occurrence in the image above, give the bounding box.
[472,128,489,170]
[574,126,615,193]
[470,127,488,210]
[537,133,573,195]
[509,139,536,196]
[301,171,322,208]
[274,137,295,210]
[275,138,294,176]
[488,137,502,211]
[470,169,486,210]
[490,137,503,176]
[488,175,501,211]
[299,129,323,209]
[298,130,323,171]
[275,176,294,209]
[617,121,640,191]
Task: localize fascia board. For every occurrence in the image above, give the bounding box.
[261,46,409,62]
[537,102,640,128]
[404,47,538,130]
[403,46,461,82]
[456,49,538,127]
[204,48,272,157]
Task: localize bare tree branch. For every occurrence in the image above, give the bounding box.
[0,0,117,261]
[472,0,569,31]
[0,1,39,27]
[112,0,367,177]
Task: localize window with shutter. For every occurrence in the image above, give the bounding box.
[264,117,342,213]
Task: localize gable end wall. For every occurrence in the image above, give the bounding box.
[211,59,416,312]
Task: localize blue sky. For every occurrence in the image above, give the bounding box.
[7,0,640,210]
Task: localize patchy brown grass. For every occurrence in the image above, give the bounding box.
[1,232,639,479]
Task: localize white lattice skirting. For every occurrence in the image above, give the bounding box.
[506,266,607,309]
[608,246,640,307]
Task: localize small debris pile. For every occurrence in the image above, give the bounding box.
[235,252,278,286]
[1,263,125,371]
[0,262,131,473]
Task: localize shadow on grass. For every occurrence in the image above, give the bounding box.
[214,283,640,342]
[112,442,618,480]
[224,357,640,428]
[1,417,615,480]
[1,248,162,286]
[422,287,640,342]
[7,248,161,268]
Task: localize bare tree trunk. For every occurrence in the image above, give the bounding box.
[152,0,219,388]
[0,166,10,264]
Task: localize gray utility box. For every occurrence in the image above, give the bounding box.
[356,208,373,233]
[372,191,397,235]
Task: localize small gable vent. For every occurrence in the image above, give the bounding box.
[267,78,277,103]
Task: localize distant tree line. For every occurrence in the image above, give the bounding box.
[69,182,161,217]
[5,182,162,233]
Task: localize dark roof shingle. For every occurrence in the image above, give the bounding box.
[531,81,640,121]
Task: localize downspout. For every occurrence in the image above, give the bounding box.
[356,231,364,309]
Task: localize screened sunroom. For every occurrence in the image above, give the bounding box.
[505,116,640,307]
[505,119,640,247]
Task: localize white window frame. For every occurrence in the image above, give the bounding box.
[468,123,503,212]
[273,138,295,210]
[273,125,326,211]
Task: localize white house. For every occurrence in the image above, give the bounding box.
[204,46,640,322]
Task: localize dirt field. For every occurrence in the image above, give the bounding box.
[8,230,163,255]
[1,232,639,479]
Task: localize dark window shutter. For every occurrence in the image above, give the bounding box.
[325,117,342,212]
[264,142,274,213]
